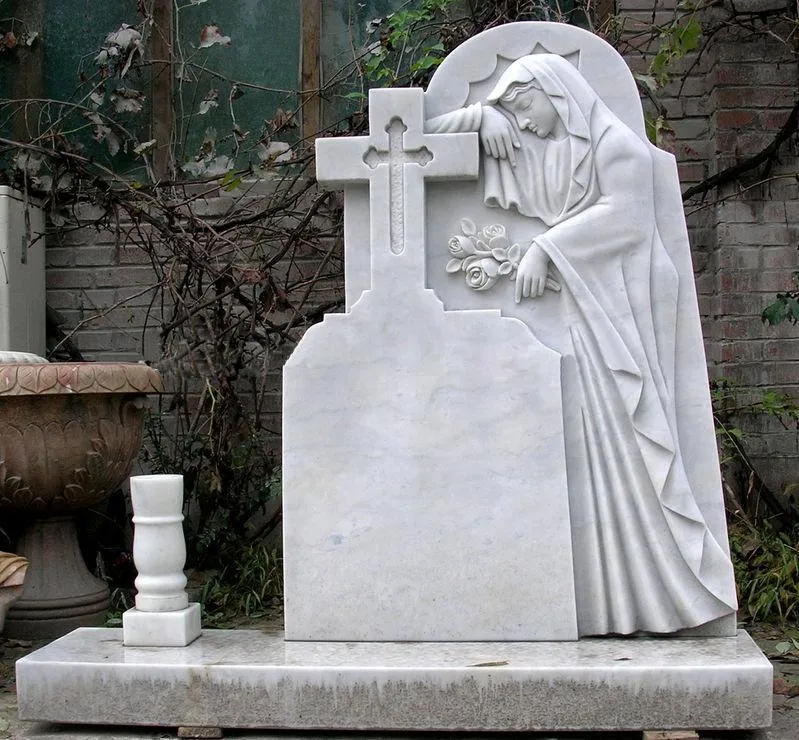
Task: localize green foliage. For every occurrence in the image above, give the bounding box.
[763,273,799,327]
[200,543,283,625]
[775,636,799,655]
[650,15,702,86]
[104,587,135,627]
[714,380,799,453]
[729,520,799,623]
[362,0,457,88]
[712,378,798,525]
[712,378,799,623]
[629,4,703,146]
[358,0,592,102]
[644,114,674,150]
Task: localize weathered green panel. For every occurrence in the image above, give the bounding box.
[176,0,300,167]
[41,0,131,97]
[31,1,141,170]
[321,0,402,129]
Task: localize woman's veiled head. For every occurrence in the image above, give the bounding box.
[483,53,603,223]
[487,54,597,144]
[495,80,560,138]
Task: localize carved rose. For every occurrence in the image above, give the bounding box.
[464,257,500,291]
[448,235,476,258]
[445,220,560,295]
[481,223,506,240]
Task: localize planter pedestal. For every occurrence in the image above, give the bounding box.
[4,516,109,639]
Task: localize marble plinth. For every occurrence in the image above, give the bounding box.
[17,629,771,731]
[122,604,201,647]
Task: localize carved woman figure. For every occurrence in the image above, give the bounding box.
[427,54,737,635]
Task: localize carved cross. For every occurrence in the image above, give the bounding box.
[363,118,433,256]
[315,88,478,292]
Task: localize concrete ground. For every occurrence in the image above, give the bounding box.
[1,623,797,740]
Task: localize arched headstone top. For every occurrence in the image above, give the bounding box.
[425,21,646,140]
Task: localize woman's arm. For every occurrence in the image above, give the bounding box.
[425,102,483,134]
[426,103,519,164]
[514,128,654,301]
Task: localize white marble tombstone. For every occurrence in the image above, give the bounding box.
[13,22,771,735]
[283,21,738,641]
[283,87,576,641]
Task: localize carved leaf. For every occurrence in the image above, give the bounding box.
[86,450,105,480]
[508,243,521,264]
[445,259,463,273]
[498,261,513,276]
[460,218,476,236]
[3,476,34,508]
[64,483,86,504]
[491,248,508,261]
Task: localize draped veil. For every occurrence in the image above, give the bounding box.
[481,54,737,634]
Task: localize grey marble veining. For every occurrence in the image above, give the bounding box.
[17,629,771,730]
[285,20,737,642]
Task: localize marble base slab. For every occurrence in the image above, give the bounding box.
[16,629,771,731]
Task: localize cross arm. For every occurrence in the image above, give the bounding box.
[315,135,373,189]
[420,132,480,181]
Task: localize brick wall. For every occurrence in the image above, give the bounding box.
[47,204,162,364]
[41,9,799,495]
[708,18,799,493]
[43,188,344,454]
[618,0,799,496]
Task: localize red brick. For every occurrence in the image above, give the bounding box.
[45,268,95,290]
[718,224,791,246]
[716,87,791,109]
[677,162,705,183]
[716,109,760,129]
[761,248,798,270]
[764,340,799,361]
[759,112,788,133]
[714,65,755,86]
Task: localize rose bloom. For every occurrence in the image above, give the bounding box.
[465,257,500,291]
[482,223,506,239]
[448,235,475,257]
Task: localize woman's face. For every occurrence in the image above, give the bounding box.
[500,85,559,138]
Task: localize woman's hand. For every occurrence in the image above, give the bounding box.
[515,242,550,303]
[480,105,520,166]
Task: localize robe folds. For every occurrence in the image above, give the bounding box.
[533,120,736,635]
[429,53,738,635]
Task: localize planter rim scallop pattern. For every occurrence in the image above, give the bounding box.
[0,362,163,396]
[0,362,163,516]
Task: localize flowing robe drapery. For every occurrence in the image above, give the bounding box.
[427,54,737,635]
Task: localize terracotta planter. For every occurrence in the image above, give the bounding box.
[0,361,162,638]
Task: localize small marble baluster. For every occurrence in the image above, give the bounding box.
[131,474,188,612]
[122,474,201,647]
